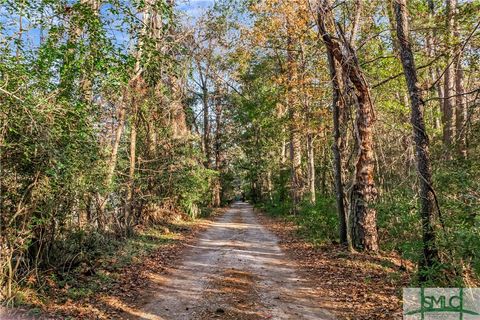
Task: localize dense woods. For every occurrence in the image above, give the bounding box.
[1,0,480,312]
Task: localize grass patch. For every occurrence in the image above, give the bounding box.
[106,227,180,269]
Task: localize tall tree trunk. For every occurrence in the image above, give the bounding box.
[443,0,457,150]
[349,82,378,252]
[394,0,440,278]
[454,4,467,158]
[306,133,316,204]
[289,106,303,214]
[326,48,348,245]
[122,2,150,234]
[287,33,304,214]
[455,60,467,158]
[426,0,443,130]
[69,0,100,225]
[279,134,288,203]
[67,0,103,228]
[349,0,362,46]
[125,96,138,236]
[266,170,273,202]
[318,0,378,252]
[164,0,188,138]
[97,99,126,227]
[171,78,188,138]
[213,95,223,207]
[202,85,211,168]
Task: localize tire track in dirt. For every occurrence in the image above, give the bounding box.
[137,202,335,320]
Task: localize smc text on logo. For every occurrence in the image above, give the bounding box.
[403,288,480,320]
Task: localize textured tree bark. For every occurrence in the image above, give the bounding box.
[443,0,457,149]
[348,87,378,252]
[394,0,440,277]
[170,78,189,138]
[318,0,378,251]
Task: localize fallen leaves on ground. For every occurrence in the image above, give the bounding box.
[12,207,409,320]
[20,209,227,320]
[255,211,412,320]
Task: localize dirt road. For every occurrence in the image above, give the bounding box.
[138,202,335,320]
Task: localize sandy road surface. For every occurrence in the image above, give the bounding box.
[138,202,335,320]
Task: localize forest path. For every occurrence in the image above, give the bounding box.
[136,202,335,320]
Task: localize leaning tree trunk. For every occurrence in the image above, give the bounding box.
[318,0,378,252]
[394,0,440,278]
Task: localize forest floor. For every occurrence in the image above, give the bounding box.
[256,209,411,319]
[2,202,411,320]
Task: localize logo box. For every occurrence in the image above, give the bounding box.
[403,288,480,319]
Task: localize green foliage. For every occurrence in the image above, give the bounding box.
[434,159,480,284]
[39,224,187,304]
[376,159,480,286]
[377,189,423,262]
[0,0,216,303]
[260,195,338,245]
[294,198,338,245]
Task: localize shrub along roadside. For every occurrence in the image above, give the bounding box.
[258,186,480,287]
[257,196,339,246]
[2,210,218,319]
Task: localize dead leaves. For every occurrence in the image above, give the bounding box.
[257,212,411,320]
[26,216,217,319]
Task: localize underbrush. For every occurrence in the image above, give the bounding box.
[7,215,205,311]
[259,196,338,245]
[378,158,480,286]
[259,170,480,287]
